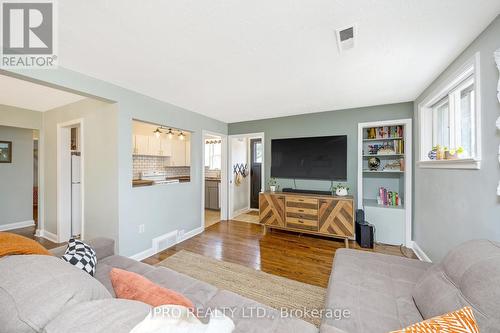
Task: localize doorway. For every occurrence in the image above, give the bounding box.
[201,131,228,229]
[57,119,84,242]
[228,133,264,224]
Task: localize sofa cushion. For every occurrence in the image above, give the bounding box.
[321,249,431,333]
[61,239,97,276]
[42,299,151,333]
[205,289,318,333]
[0,255,111,333]
[94,255,156,296]
[144,266,219,309]
[110,268,195,309]
[412,240,500,332]
[0,232,52,257]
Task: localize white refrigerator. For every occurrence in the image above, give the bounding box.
[71,154,82,238]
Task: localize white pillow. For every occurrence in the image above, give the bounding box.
[131,305,235,333]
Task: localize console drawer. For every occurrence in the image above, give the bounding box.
[286,206,318,216]
[286,217,318,231]
[285,196,318,206]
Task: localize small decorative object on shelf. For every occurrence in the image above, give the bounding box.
[367,127,376,139]
[377,187,402,207]
[378,145,396,155]
[428,148,437,160]
[382,160,401,171]
[332,183,349,196]
[368,157,380,171]
[268,177,278,192]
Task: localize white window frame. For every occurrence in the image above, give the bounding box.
[205,139,222,170]
[417,52,481,170]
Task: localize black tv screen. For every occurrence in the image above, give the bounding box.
[271,135,347,181]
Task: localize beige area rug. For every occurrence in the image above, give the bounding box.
[157,250,326,326]
[233,210,260,224]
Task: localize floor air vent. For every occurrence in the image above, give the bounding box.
[152,231,177,253]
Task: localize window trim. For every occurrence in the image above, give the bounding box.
[417,52,481,170]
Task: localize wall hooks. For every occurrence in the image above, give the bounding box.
[233,163,248,177]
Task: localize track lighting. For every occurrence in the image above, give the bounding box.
[167,128,174,139]
[178,132,185,140]
[153,128,162,138]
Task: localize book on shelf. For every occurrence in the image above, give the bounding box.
[377,187,402,207]
[370,125,404,140]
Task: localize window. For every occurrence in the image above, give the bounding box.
[418,53,481,169]
[205,139,221,170]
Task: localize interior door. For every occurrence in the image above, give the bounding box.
[250,138,262,209]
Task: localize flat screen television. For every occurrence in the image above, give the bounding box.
[271,135,347,181]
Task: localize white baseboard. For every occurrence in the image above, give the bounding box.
[129,226,204,262]
[411,241,432,262]
[0,220,35,231]
[35,229,58,243]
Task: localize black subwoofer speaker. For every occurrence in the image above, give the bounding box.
[355,221,374,249]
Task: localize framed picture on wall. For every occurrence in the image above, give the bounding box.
[0,141,12,163]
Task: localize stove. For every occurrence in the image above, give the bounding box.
[141,171,179,185]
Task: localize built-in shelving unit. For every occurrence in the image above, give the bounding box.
[357,119,412,247]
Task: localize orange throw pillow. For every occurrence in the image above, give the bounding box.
[391,306,479,333]
[0,232,51,258]
[110,268,195,309]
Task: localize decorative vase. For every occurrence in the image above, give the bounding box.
[270,185,276,192]
[428,150,437,160]
[436,148,445,160]
[335,188,348,196]
[368,157,380,171]
[445,151,458,160]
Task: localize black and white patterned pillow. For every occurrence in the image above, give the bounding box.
[62,239,97,276]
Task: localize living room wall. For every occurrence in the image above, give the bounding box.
[228,102,413,200]
[2,68,227,257]
[42,98,119,242]
[0,125,34,227]
[413,15,500,261]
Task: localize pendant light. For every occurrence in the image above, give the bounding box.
[153,128,162,138]
[167,128,174,139]
[178,131,185,140]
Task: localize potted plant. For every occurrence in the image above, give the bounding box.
[445,146,464,160]
[435,145,445,160]
[268,178,278,192]
[332,183,349,197]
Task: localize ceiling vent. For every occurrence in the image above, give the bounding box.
[336,25,356,52]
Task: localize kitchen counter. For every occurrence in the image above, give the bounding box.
[205,177,221,182]
[133,176,190,187]
[132,179,154,187]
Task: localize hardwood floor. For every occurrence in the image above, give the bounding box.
[143,220,417,288]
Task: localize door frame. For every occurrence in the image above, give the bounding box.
[57,118,85,242]
[201,130,228,229]
[249,138,263,210]
[228,132,265,219]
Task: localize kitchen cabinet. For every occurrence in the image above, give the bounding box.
[160,138,172,156]
[148,137,161,155]
[205,180,220,210]
[134,135,149,155]
[171,139,187,166]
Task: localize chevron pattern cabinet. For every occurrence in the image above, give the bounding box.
[259,192,354,247]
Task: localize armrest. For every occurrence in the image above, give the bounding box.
[49,238,115,261]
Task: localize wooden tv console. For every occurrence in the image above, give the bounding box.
[259,192,355,247]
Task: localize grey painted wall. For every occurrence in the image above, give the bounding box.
[413,15,500,261]
[43,98,119,242]
[4,67,227,256]
[229,102,414,200]
[0,125,33,226]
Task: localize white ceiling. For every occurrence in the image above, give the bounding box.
[58,1,500,123]
[0,75,85,111]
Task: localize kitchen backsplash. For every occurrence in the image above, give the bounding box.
[133,155,190,179]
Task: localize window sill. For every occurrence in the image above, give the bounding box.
[418,158,481,170]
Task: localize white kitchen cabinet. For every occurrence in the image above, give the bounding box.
[148,137,161,155]
[160,138,173,156]
[171,139,186,166]
[135,135,149,155]
[185,139,191,165]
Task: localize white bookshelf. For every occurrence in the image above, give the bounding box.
[357,119,412,247]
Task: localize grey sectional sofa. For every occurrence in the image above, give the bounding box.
[0,238,499,333]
